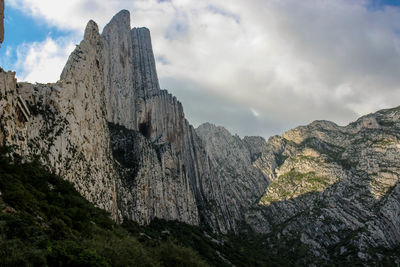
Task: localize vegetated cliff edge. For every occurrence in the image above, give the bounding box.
[1,9,400,264]
[0,10,259,233]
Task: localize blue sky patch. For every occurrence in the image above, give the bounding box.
[206,5,240,24]
[0,5,74,71]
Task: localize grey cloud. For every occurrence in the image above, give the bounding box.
[9,0,400,138]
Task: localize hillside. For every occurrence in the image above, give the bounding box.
[1,8,400,265]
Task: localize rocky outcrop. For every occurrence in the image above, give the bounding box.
[102,10,136,130]
[196,123,270,232]
[243,108,400,262]
[102,10,200,226]
[0,21,120,219]
[2,8,400,264]
[131,27,160,99]
[0,0,4,44]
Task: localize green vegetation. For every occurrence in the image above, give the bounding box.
[2,148,397,266]
[0,149,313,266]
[371,138,395,147]
[0,152,207,266]
[260,170,332,204]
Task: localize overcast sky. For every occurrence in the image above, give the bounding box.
[1,0,400,138]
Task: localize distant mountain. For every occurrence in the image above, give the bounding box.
[1,9,399,264]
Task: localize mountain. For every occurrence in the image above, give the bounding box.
[1,9,400,264]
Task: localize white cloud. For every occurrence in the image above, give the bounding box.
[250,108,260,118]
[14,37,75,83]
[6,0,400,137]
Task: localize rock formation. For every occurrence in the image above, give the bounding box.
[243,110,400,261]
[0,21,120,219]
[0,10,242,231]
[196,123,270,231]
[1,9,400,264]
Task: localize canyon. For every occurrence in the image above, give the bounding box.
[1,10,400,263]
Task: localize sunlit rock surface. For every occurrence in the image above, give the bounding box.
[1,8,400,263]
[243,109,400,261]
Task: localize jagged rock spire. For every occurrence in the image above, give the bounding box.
[102,9,136,129]
[102,9,161,131]
[131,27,160,98]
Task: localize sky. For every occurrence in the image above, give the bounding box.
[1,0,400,138]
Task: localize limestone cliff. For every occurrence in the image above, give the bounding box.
[242,110,400,262]
[102,11,199,226]
[0,21,120,219]
[0,10,240,231]
[1,8,400,264]
[196,123,270,232]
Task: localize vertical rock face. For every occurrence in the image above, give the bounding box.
[102,10,201,226]
[102,10,136,130]
[196,123,270,232]
[2,9,400,263]
[131,27,160,99]
[0,0,4,44]
[0,21,120,219]
[100,10,252,230]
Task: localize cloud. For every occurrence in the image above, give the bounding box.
[5,0,400,137]
[14,37,75,83]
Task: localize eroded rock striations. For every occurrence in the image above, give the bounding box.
[1,8,400,264]
[0,21,120,219]
[0,10,247,231]
[243,111,400,262]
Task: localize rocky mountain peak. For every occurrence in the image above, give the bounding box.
[1,8,400,264]
[131,26,160,97]
[108,9,131,28]
[83,20,100,44]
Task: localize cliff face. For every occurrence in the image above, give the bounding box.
[102,11,200,225]
[196,123,270,231]
[240,110,400,261]
[1,8,400,263]
[100,11,257,230]
[0,21,120,219]
[0,10,244,230]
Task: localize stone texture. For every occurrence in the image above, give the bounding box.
[2,9,400,264]
[102,10,136,130]
[243,108,400,262]
[196,123,270,232]
[131,27,160,99]
[0,21,120,219]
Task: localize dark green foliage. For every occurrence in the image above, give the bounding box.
[3,150,396,266]
[0,150,316,266]
[0,153,206,266]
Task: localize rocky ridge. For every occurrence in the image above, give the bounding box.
[195,109,400,262]
[0,10,254,232]
[241,110,400,262]
[0,21,120,219]
[0,8,400,264]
